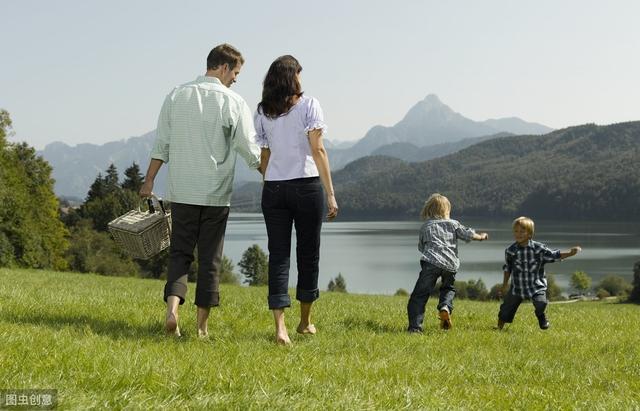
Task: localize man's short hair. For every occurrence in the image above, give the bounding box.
[207,44,244,71]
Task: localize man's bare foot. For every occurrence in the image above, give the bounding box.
[493,319,506,330]
[165,312,181,337]
[198,329,209,339]
[276,333,292,345]
[296,323,317,335]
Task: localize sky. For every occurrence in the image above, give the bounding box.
[1,0,639,149]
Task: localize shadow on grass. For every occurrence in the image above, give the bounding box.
[1,310,164,341]
[340,317,403,334]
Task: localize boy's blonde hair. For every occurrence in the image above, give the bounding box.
[421,193,451,220]
[513,216,535,238]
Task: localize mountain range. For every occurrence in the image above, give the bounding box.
[39,94,552,199]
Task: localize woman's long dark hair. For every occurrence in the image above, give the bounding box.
[258,55,303,118]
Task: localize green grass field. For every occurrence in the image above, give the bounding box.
[1,268,638,410]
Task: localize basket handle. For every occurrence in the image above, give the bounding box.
[142,194,167,215]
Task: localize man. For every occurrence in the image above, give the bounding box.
[140,44,261,338]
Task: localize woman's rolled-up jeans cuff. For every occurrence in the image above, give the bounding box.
[296,287,319,303]
[164,283,188,305]
[268,294,291,310]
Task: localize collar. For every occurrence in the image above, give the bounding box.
[196,75,223,85]
[516,239,533,249]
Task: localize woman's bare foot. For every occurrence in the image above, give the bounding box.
[296,323,317,335]
[165,312,181,337]
[276,333,292,345]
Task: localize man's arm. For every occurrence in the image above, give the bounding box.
[233,101,261,170]
[141,93,171,198]
[140,159,164,197]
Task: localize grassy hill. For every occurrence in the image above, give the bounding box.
[1,268,639,409]
[335,121,640,220]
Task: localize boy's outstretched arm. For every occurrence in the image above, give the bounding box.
[560,246,582,259]
[472,232,489,241]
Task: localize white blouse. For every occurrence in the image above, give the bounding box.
[254,96,328,181]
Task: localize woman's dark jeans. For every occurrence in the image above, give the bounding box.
[262,177,324,309]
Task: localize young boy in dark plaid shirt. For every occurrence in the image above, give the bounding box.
[496,217,581,330]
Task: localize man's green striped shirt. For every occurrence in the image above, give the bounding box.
[151,76,261,206]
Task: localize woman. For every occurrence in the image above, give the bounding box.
[255,55,338,345]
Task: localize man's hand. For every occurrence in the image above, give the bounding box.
[139,181,154,198]
[570,246,582,256]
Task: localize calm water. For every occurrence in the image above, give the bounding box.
[223,213,640,295]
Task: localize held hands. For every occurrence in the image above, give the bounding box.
[326,194,338,221]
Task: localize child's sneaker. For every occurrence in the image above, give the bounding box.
[537,313,550,330]
[439,308,452,330]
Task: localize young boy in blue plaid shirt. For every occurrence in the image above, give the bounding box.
[407,193,489,332]
[496,216,581,330]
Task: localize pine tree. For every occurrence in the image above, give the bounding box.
[122,162,144,193]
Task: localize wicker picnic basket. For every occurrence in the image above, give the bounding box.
[108,196,171,259]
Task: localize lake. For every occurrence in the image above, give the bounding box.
[222,213,640,295]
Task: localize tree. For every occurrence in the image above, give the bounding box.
[238,244,268,286]
[394,288,409,296]
[488,283,503,300]
[546,273,563,301]
[122,162,144,193]
[219,255,240,285]
[79,165,138,231]
[0,111,69,270]
[570,271,592,295]
[104,163,120,193]
[328,273,347,292]
[630,261,640,304]
[65,219,139,276]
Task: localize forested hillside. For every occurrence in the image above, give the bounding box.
[335,122,640,220]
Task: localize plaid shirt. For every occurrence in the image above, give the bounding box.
[503,240,561,298]
[418,219,476,272]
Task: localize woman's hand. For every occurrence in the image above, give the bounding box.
[326,194,338,221]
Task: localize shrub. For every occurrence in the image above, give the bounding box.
[394,288,409,297]
[488,283,503,300]
[570,271,592,295]
[629,261,640,304]
[595,288,611,299]
[546,273,563,301]
[465,278,488,301]
[219,255,240,285]
[328,273,347,293]
[597,274,632,297]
